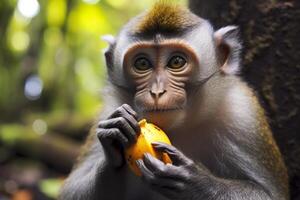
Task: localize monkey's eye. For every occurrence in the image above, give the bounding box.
[133,57,152,72]
[167,56,187,70]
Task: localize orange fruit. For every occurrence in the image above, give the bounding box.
[125,119,172,176]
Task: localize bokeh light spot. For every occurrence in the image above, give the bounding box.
[24,75,43,100]
[83,0,101,4]
[10,31,30,52]
[106,0,127,8]
[17,0,40,19]
[32,119,48,135]
[4,180,18,194]
[44,27,63,47]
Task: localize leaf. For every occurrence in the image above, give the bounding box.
[39,178,64,199]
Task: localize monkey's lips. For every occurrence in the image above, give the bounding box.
[141,107,185,130]
[142,107,183,113]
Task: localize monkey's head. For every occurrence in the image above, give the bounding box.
[103,2,241,130]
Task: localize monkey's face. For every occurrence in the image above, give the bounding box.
[104,4,238,131]
[123,40,199,129]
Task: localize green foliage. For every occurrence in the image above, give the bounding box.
[0,124,33,145]
[0,0,186,122]
[39,178,64,199]
[0,0,186,197]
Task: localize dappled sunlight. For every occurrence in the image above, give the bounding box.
[0,0,186,199]
[17,0,40,19]
[24,75,43,101]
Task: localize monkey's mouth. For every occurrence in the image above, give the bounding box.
[143,107,183,113]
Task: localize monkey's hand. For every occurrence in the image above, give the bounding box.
[97,104,140,168]
[136,142,212,200]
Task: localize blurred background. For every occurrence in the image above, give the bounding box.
[0,0,186,199]
[1,0,300,200]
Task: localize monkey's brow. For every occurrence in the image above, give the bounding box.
[123,41,198,62]
[126,39,195,50]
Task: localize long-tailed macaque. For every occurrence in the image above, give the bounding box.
[59,2,289,200]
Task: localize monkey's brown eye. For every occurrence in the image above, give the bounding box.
[167,56,186,70]
[134,57,152,72]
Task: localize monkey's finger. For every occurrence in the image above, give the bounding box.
[122,111,141,134]
[108,106,140,134]
[143,153,165,173]
[96,128,129,148]
[143,153,188,180]
[109,104,136,119]
[136,159,155,182]
[152,142,193,166]
[136,159,180,186]
[100,140,124,168]
[137,159,185,195]
[98,118,136,143]
[122,104,138,119]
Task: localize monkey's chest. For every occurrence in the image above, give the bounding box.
[124,170,168,200]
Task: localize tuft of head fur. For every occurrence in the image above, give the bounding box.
[134,1,201,35]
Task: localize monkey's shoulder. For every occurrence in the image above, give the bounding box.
[211,77,263,125]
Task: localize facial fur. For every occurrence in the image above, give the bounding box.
[104,2,239,129]
[122,39,200,129]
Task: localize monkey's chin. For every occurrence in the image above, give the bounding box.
[141,109,185,132]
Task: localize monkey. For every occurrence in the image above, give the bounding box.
[59,2,289,200]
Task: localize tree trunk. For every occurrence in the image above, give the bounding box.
[189,0,300,199]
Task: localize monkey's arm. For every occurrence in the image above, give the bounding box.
[137,90,289,200]
[58,138,125,200]
[59,104,140,200]
[207,126,288,200]
[137,135,287,200]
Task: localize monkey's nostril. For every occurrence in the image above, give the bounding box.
[150,89,166,99]
[158,90,166,97]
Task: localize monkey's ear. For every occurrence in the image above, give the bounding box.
[101,35,116,69]
[101,35,115,45]
[214,26,242,75]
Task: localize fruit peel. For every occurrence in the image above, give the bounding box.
[125,119,172,176]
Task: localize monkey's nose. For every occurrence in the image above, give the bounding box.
[150,89,166,99]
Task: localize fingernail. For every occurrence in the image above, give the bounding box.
[136,159,142,165]
[144,153,151,158]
